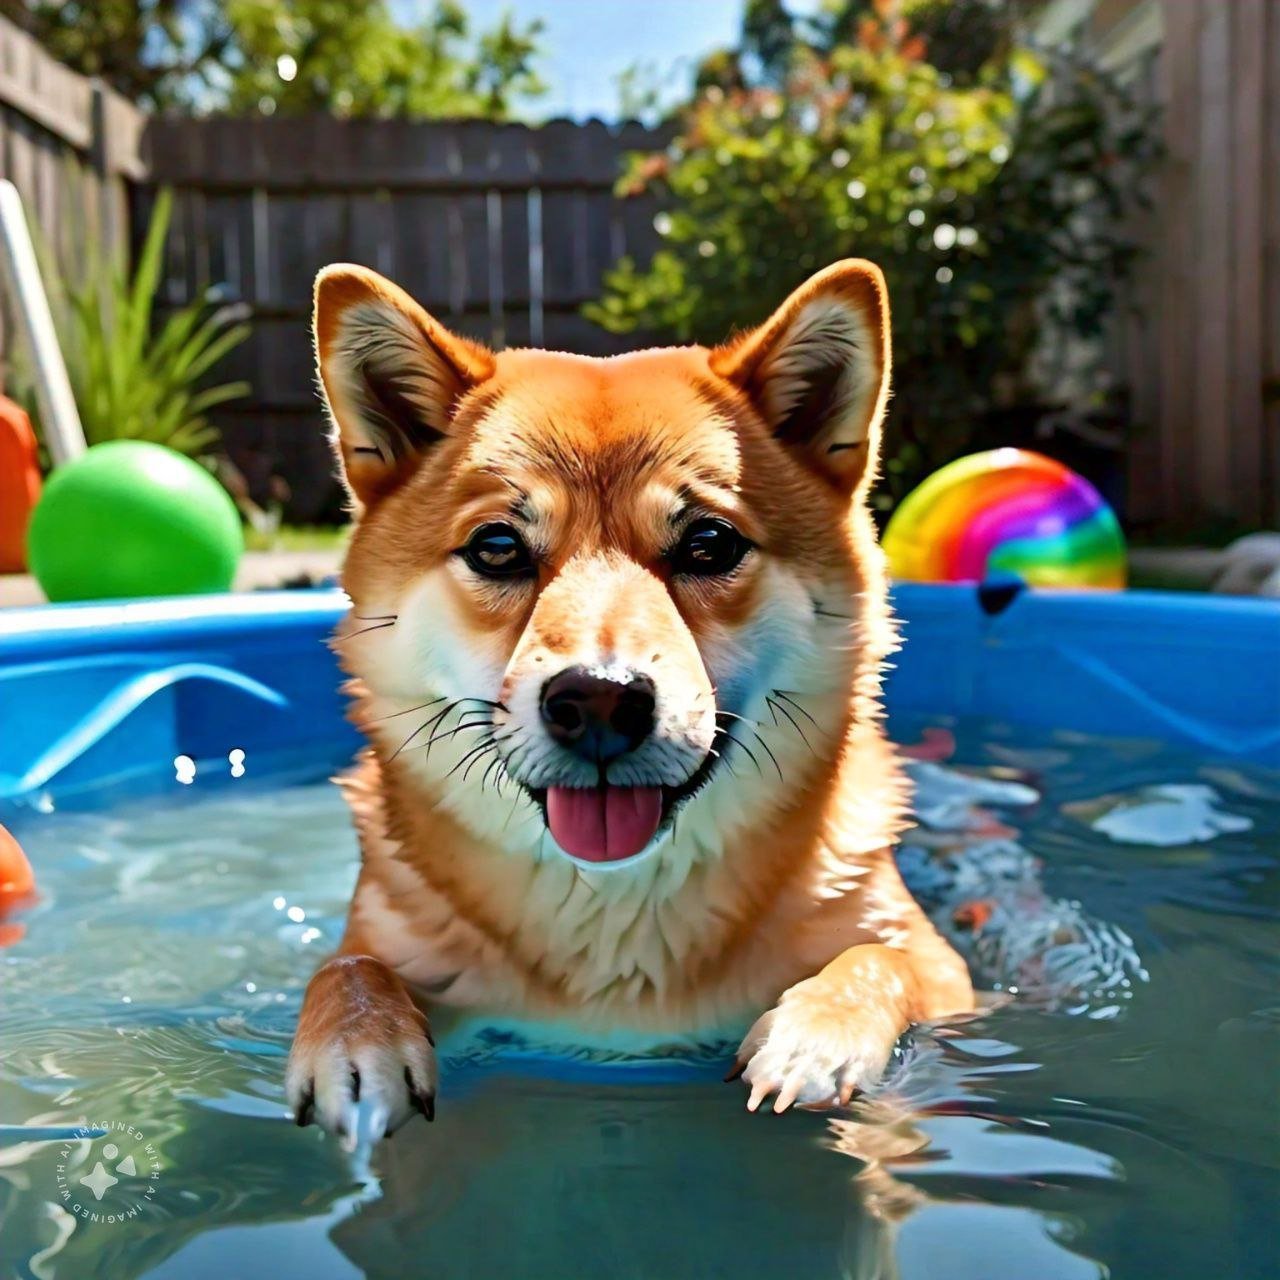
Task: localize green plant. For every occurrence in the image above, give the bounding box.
[2,0,544,119]
[589,0,1157,508]
[28,188,250,459]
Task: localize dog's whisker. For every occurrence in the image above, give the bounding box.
[766,695,817,753]
[750,730,785,782]
[366,697,447,724]
[506,741,533,781]
[389,699,464,761]
[501,787,525,834]
[771,690,821,730]
[723,728,765,779]
[458,738,500,784]
[370,694,502,730]
[460,697,508,711]
[447,735,502,782]
[480,753,506,795]
[335,621,396,642]
[423,716,490,761]
[706,733,740,779]
[414,718,495,751]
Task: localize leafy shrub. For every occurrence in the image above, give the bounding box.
[588,1,1157,507]
[21,188,250,460]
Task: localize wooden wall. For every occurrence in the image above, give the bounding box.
[1119,0,1280,529]
[0,17,146,385]
[140,116,667,518]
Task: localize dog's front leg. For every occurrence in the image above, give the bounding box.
[286,951,436,1142]
[731,940,965,1114]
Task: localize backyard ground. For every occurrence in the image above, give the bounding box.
[0,547,342,607]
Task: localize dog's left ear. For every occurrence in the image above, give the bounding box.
[710,260,890,493]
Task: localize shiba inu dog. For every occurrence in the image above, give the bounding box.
[286,259,974,1140]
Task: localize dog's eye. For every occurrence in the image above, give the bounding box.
[671,518,751,577]
[461,523,534,578]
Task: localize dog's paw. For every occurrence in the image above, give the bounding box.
[286,955,436,1145]
[729,980,900,1114]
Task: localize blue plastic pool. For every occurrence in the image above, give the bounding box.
[0,585,1277,1279]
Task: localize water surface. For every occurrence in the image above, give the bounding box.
[0,721,1276,1279]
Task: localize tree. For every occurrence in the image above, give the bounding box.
[1,0,545,119]
[221,0,544,119]
[590,0,1158,509]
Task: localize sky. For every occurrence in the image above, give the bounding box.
[396,0,746,121]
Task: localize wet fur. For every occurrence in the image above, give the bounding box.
[287,261,973,1138]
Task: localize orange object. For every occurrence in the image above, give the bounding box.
[0,395,42,572]
[0,822,35,902]
[900,727,957,763]
[951,899,996,933]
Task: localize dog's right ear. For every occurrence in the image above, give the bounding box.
[314,264,495,507]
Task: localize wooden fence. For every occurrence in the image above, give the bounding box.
[1099,0,1280,530]
[139,115,666,517]
[1160,0,1280,530]
[0,18,145,378]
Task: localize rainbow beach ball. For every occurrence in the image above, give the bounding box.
[883,449,1126,589]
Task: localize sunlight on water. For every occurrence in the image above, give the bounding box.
[0,720,1276,1280]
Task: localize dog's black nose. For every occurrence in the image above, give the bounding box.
[540,666,657,761]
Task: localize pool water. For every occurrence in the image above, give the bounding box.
[1,719,1276,1280]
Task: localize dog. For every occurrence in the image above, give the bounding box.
[286,259,974,1140]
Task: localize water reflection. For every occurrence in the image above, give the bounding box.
[1,728,1276,1279]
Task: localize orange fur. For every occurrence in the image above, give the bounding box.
[286,260,973,1139]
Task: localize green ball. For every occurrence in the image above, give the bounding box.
[28,441,243,602]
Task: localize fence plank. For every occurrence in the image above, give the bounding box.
[144,115,645,192]
[0,17,93,150]
[539,189,584,306]
[1231,0,1266,526]
[0,15,144,335]
[1156,0,1201,520]
[1193,0,1233,515]
[4,108,39,212]
[202,192,246,297]
[498,189,531,310]
[452,190,491,313]
[390,192,457,311]
[1265,0,1280,525]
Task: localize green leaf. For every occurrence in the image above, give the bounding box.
[20,186,250,461]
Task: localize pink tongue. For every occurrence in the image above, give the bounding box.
[546,786,664,863]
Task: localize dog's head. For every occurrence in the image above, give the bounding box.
[317,261,893,870]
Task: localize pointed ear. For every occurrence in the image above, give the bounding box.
[709,260,891,493]
[313,264,495,507]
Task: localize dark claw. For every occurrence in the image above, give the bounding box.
[350,1067,361,1102]
[723,1061,746,1083]
[404,1066,436,1121]
[295,1085,315,1127]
